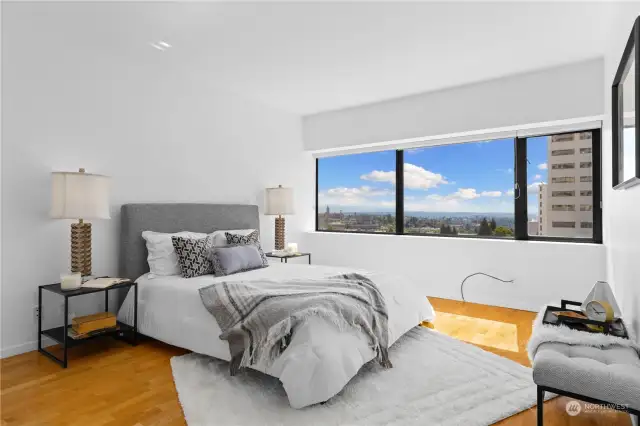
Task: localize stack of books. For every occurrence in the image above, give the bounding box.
[68,312,117,339]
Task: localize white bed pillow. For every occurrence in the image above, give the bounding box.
[208,229,256,247]
[142,231,207,277]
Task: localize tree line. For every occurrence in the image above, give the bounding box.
[439,217,513,236]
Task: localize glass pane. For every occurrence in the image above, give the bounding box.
[622,49,636,182]
[317,151,395,232]
[403,138,515,237]
[527,131,593,238]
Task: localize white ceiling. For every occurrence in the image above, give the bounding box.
[7,2,617,115]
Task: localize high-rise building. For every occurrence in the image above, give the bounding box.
[537,183,547,235]
[538,132,594,238]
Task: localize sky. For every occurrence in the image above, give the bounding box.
[318,137,549,215]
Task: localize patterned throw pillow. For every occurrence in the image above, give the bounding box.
[171,236,214,278]
[225,231,269,266]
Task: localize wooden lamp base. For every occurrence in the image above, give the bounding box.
[275,216,285,250]
[71,219,92,276]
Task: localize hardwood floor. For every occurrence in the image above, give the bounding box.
[1,298,631,425]
[429,297,631,426]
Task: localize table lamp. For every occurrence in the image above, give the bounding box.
[265,185,294,250]
[50,168,110,276]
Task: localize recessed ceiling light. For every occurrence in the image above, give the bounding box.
[149,40,172,51]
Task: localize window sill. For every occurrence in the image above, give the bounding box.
[307,230,602,245]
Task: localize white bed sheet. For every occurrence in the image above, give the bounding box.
[118,263,435,408]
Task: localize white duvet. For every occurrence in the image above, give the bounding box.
[118,263,435,408]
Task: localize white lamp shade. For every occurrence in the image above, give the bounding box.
[50,171,111,219]
[265,186,294,215]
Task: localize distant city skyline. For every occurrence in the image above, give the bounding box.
[317,137,548,214]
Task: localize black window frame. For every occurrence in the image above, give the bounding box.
[315,128,602,244]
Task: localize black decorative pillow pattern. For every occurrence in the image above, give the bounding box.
[171,236,214,278]
[225,231,269,266]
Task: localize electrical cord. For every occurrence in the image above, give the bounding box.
[460,272,514,302]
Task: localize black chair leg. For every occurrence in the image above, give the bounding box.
[537,386,544,426]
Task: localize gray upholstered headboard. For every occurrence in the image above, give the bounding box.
[119,203,259,281]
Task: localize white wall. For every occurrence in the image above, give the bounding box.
[0,5,313,357]
[302,58,607,312]
[602,5,640,344]
[303,59,604,151]
[303,232,606,312]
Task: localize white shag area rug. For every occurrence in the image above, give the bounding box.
[171,327,547,426]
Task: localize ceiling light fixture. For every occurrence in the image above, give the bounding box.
[149,40,172,51]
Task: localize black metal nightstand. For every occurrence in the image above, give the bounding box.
[265,252,311,264]
[38,280,138,368]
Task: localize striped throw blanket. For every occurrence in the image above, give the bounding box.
[199,273,392,375]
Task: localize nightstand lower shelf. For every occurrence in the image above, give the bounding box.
[39,322,137,367]
[41,321,135,348]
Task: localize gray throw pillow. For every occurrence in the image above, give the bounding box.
[225,231,269,266]
[210,244,267,277]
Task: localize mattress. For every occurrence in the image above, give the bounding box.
[118,263,435,407]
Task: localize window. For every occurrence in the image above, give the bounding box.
[552,205,575,211]
[551,149,575,156]
[522,129,600,241]
[553,134,575,142]
[552,163,575,170]
[579,132,592,140]
[317,150,395,233]
[316,129,601,243]
[552,191,575,197]
[581,222,593,229]
[403,138,515,238]
[552,221,576,228]
[552,177,575,183]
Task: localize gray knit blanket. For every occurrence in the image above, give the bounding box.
[199,273,392,375]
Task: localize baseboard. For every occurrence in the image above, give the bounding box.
[1,337,56,359]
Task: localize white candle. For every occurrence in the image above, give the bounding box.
[61,273,82,290]
[287,243,298,254]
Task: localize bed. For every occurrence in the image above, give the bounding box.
[117,203,435,408]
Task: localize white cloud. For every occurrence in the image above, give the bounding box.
[359,170,396,185]
[426,188,502,201]
[496,168,513,174]
[360,163,449,190]
[527,181,546,193]
[505,189,515,196]
[538,163,548,170]
[405,164,449,189]
[453,188,481,200]
[318,186,393,207]
[326,186,390,197]
[534,174,542,180]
